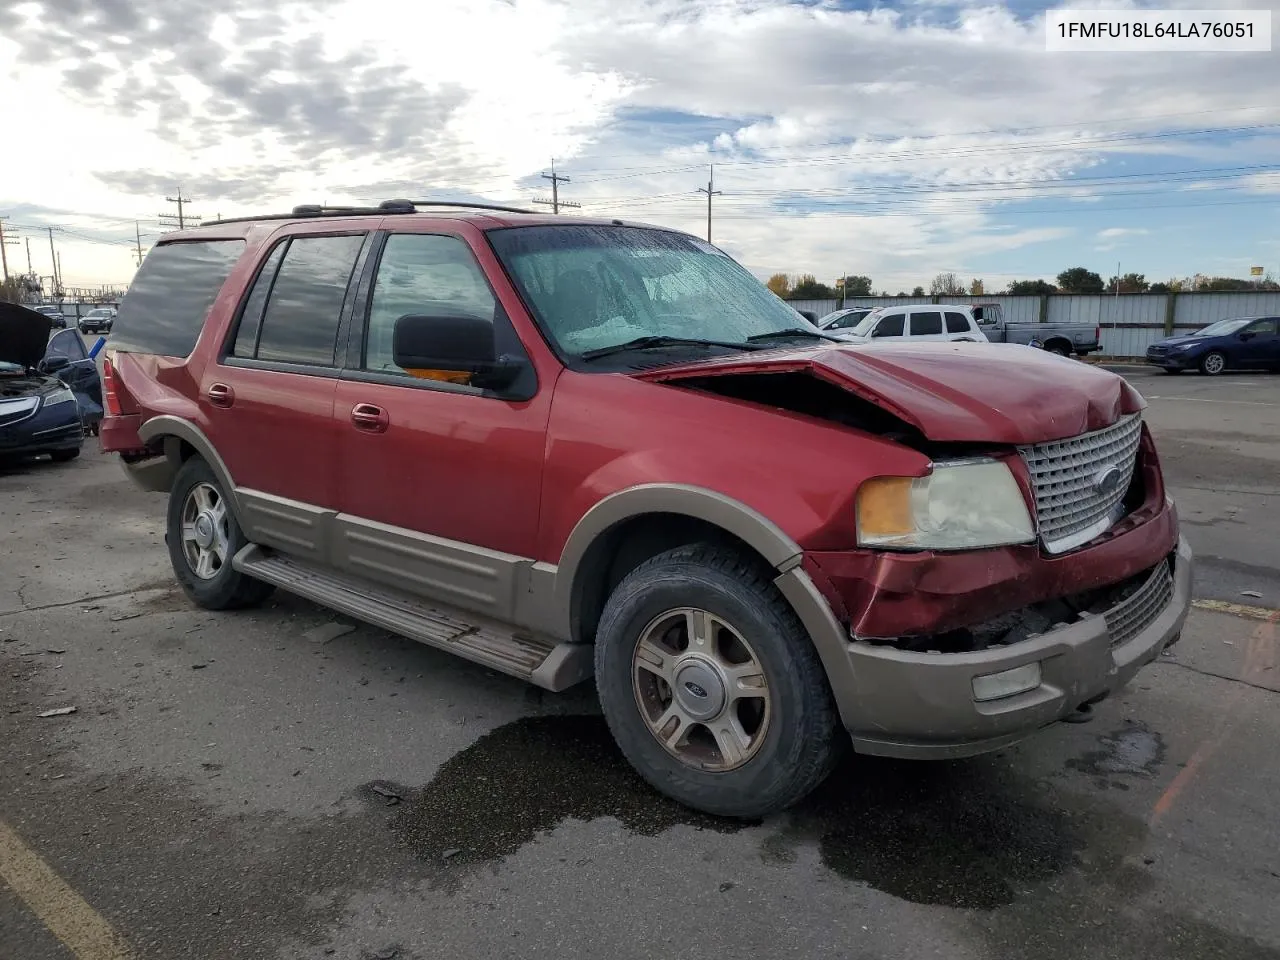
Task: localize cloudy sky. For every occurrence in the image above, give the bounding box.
[1,0,1278,295]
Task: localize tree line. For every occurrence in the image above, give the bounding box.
[768,268,1280,300]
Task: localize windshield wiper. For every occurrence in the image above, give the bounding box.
[579,336,762,361]
[746,328,843,344]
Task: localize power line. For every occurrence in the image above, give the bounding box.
[696,164,722,242]
[533,159,580,214]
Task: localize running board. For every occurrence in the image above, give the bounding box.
[232,545,592,692]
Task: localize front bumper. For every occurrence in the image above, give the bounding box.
[834,536,1192,759]
[0,404,84,456]
[1146,350,1193,369]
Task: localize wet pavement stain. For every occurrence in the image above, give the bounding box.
[782,759,1088,910]
[388,714,1144,912]
[387,715,747,866]
[1067,724,1166,780]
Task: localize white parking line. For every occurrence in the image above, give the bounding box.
[1146,396,1279,407]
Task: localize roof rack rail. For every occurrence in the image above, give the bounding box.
[402,199,540,215]
[203,198,540,227]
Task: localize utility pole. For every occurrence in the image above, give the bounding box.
[134,221,147,267]
[47,227,58,291]
[160,187,201,231]
[0,216,13,281]
[25,237,33,274]
[533,159,579,215]
[696,164,722,243]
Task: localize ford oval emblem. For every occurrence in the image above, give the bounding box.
[1092,465,1125,496]
[684,681,709,699]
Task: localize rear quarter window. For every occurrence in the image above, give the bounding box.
[110,240,245,357]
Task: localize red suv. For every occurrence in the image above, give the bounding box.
[101,201,1192,817]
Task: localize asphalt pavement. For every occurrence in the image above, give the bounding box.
[1,369,1278,960]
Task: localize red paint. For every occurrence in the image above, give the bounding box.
[639,341,1146,443]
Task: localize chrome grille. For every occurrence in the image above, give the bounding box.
[1104,561,1174,648]
[1018,413,1143,554]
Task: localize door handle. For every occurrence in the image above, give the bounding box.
[350,402,389,433]
[207,383,235,408]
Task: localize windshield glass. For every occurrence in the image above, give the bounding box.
[487,224,821,359]
[1193,318,1250,337]
[87,309,111,317]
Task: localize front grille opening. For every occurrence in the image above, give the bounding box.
[887,557,1173,654]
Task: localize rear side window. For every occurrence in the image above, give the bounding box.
[945,311,970,333]
[246,234,365,367]
[110,240,245,357]
[910,311,943,336]
[872,314,905,337]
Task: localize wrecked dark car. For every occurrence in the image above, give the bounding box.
[0,302,88,463]
[101,211,1191,818]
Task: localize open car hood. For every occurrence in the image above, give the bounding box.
[0,301,53,370]
[635,340,1146,444]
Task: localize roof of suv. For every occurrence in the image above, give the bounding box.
[168,199,658,240]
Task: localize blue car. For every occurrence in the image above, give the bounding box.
[1146,316,1280,375]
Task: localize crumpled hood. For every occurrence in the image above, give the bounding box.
[635,340,1146,444]
[0,301,53,370]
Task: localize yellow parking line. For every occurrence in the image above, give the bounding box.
[0,818,135,960]
[1192,598,1280,622]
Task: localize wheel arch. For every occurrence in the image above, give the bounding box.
[136,415,242,519]
[1042,336,1073,355]
[555,484,804,646]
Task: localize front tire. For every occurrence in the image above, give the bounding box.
[50,448,80,462]
[1200,351,1227,376]
[594,543,840,819]
[166,456,274,610]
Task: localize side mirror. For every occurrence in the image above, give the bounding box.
[391,313,523,391]
[39,356,72,374]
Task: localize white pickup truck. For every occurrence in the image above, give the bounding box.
[822,303,1101,357]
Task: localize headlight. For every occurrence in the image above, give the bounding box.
[856,459,1035,550]
[43,388,76,407]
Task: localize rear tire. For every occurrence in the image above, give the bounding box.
[593,543,841,819]
[166,456,274,610]
[1200,351,1227,376]
[1046,341,1073,357]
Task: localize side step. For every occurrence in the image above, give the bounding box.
[233,545,593,692]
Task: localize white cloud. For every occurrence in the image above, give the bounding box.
[1,0,1277,293]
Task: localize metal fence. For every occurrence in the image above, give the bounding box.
[786,291,1280,357]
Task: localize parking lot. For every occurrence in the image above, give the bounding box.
[2,367,1278,960]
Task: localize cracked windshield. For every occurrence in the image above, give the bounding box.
[2,0,1277,959]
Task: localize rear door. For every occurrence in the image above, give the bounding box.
[1240,317,1280,369]
[905,309,947,342]
[944,310,983,342]
[205,229,373,561]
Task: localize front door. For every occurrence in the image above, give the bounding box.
[201,230,370,561]
[331,229,552,621]
[1238,317,1280,369]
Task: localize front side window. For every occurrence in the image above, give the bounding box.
[46,329,87,360]
[246,234,365,367]
[363,234,497,376]
[487,224,817,361]
[1247,317,1278,335]
[872,314,905,338]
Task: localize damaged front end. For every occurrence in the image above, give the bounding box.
[637,342,1191,756]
